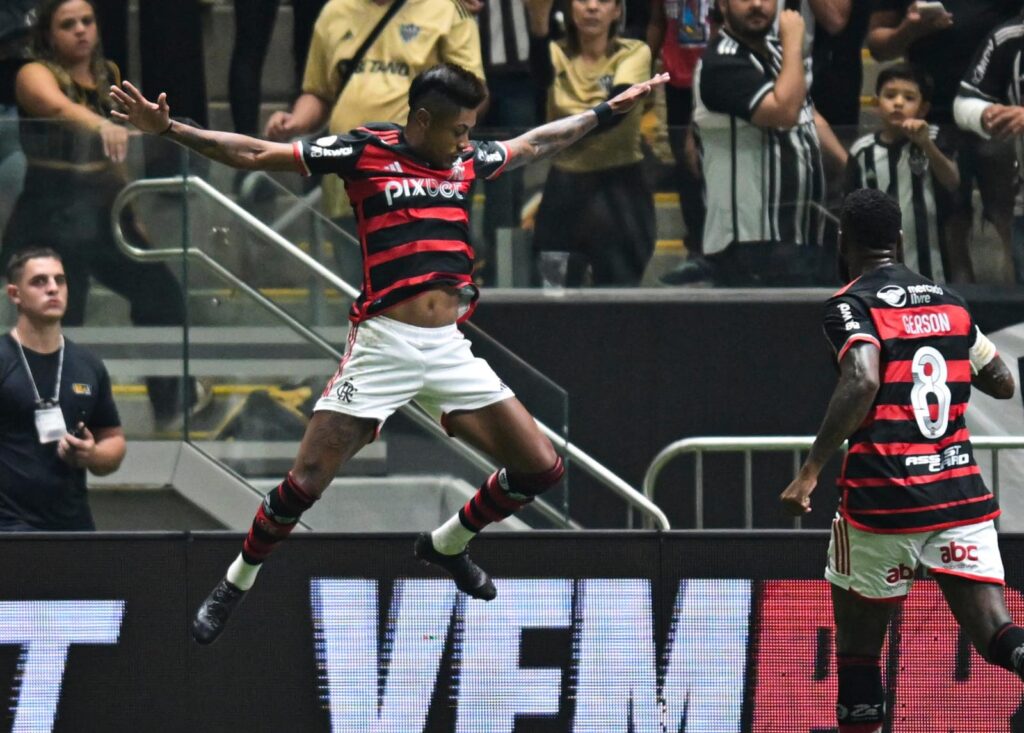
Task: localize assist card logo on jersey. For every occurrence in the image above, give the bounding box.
[876,285,907,308]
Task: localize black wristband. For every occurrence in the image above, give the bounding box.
[592,102,613,126]
[159,120,173,136]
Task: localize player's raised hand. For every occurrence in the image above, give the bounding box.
[780,475,816,516]
[607,73,671,116]
[109,81,171,135]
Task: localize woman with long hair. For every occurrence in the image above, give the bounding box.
[525,0,656,286]
[2,0,192,425]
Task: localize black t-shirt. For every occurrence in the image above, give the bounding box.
[0,334,120,530]
[872,0,1021,121]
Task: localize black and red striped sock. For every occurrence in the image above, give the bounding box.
[458,457,565,533]
[241,473,317,565]
[458,470,530,533]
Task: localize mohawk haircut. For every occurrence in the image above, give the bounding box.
[840,189,903,255]
[408,64,487,120]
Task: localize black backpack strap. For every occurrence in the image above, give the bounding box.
[335,0,410,97]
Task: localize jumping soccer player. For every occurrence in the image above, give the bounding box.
[780,188,1023,732]
[111,63,668,644]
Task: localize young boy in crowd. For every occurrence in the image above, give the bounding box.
[846,63,960,282]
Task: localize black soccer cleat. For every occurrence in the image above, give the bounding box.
[414,533,496,601]
[192,577,247,645]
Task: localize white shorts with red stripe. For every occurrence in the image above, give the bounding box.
[314,315,514,430]
[825,513,1004,600]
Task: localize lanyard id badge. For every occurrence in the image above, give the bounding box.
[34,404,66,444]
[11,331,67,444]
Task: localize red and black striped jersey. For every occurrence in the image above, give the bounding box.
[293,123,512,323]
[823,264,998,534]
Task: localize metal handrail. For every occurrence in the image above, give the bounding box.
[642,435,1024,530]
[112,175,670,530]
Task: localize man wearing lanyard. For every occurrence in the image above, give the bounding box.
[0,248,125,531]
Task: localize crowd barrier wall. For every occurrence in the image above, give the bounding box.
[471,290,1024,529]
[6,531,1024,732]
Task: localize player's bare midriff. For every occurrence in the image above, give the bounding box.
[385,285,463,328]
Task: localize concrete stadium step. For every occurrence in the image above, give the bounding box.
[67,327,392,477]
[196,440,385,477]
[89,486,227,530]
[68,326,349,378]
[85,441,442,531]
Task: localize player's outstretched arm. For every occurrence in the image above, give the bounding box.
[109,81,298,171]
[502,73,669,171]
[780,342,881,515]
[973,355,1016,400]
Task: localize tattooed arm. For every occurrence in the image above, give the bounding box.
[109,81,298,171]
[780,342,881,516]
[503,72,669,171]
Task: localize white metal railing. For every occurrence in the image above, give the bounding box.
[112,175,671,530]
[642,435,1024,530]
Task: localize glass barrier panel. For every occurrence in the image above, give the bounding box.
[173,148,573,527]
[0,117,192,442]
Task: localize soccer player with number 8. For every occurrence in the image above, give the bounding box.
[780,188,1023,732]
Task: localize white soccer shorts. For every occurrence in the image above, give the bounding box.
[825,513,1005,600]
[314,316,514,431]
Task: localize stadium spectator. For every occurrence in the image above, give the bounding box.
[954,12,1024,284]
[845,64,960,282]
[868,0,1021,283]
[474,0,541,284]
[1,0,193,426]
[647,0,715,283]
[91,0,208,177]
[0,0,33,231]
[1,248,125,531]
[229,0,329,139]
[262,0,485,278]
[773,0,851,58]
[680,0,843,287]
[809,0,868,130]
[780,188,1024,732]
[525,0,656,286]
[111,63,667,643]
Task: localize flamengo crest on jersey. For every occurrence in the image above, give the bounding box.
[823,264,998,534]
[294,123,510,323]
